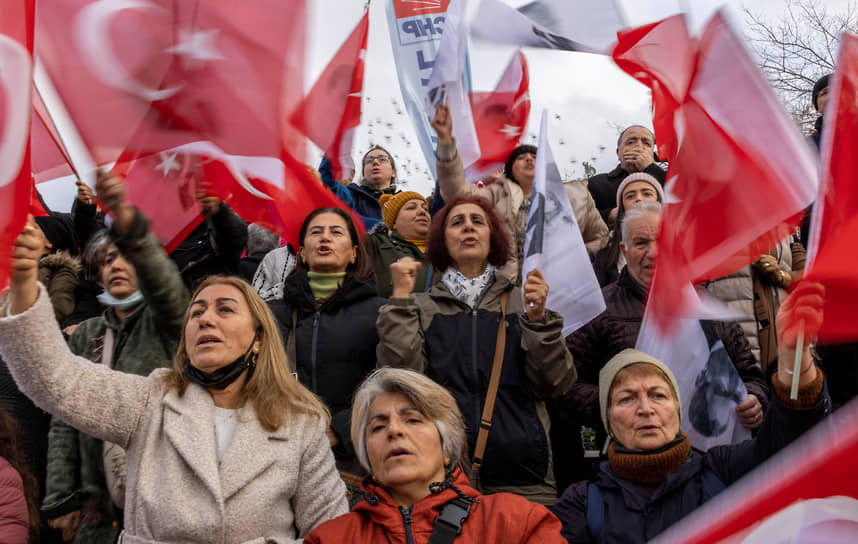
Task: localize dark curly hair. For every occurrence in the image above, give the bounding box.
[426,194,510,272]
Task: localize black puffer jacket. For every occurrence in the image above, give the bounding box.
[170,203,248,289]
[564,267,768,430]
[268,270,386,462]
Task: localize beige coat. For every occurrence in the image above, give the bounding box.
[0,286,348,544]
[436,140,608,283]
[705,238,795,364]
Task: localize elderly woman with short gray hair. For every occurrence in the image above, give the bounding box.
[306,368,567,543]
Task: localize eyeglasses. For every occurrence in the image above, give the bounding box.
[363,155,391,165]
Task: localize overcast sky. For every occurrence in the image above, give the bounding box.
[39,0,850,210]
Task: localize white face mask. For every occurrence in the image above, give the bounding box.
[97,289,144,310]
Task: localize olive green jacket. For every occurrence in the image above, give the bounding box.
[365,225,433,298]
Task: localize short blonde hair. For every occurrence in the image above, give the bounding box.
[351,368,467,473]
[163,276,329,431]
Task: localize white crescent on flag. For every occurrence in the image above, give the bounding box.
[0,34,32,188]
[75,0,182,101]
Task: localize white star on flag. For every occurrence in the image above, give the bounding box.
[155,152,181,177]
[499,124,521,139]
[167,29,224,66]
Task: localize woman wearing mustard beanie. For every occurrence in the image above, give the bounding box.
[365,191,433,297]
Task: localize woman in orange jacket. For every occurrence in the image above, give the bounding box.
[305,368,566,544]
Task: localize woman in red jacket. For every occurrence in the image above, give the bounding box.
[0,409,38,543]
[305,368,566,543]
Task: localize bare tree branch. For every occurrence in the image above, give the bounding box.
[743,0,857,132]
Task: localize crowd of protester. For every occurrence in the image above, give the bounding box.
[0,73,852,543]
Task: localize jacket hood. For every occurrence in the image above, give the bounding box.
[39,250,81,275]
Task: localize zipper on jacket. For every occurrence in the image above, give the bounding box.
[399,505,415,544]
[310,311,320,393]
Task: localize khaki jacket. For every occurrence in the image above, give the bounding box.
[376,271,576,505]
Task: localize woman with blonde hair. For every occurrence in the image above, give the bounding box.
[0,219,348,543]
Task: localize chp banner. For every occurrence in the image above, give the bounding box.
[386,0,459,179]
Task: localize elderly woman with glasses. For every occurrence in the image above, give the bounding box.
[305,368,567,543]
[1,216,348,542]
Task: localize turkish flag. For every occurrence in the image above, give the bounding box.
[198,147,364,246]
[112,147,204,253]
[804,32,858,344]
[612,11,818,332]
[35,0,308,165]
[0,0,35,289]
[613,15,694,162]
[652,399,858,544]
[290,9,369,181]
[466,51,531,181]
[115,140,361,252]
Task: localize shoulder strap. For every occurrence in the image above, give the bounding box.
[471,291,509,473]
[423,263,435,292]
[427,497,473,544]
[586,483,604,540]
[701,467,726,498]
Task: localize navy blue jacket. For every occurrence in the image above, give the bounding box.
[552,380,832,543]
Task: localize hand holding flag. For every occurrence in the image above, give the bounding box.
[522,110,605,336]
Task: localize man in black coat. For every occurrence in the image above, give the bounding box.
[587,125,666,227]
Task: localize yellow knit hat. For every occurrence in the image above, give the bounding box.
[379,191,427,229]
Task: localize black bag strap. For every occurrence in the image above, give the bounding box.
[427,496,473,544]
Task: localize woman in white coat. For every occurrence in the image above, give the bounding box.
[0,173,348,544]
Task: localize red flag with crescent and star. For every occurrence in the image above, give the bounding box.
[466,51,531,181]
[290,8,369,181]
[0,0,35,289]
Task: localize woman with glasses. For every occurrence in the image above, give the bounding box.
[318,146,402,230]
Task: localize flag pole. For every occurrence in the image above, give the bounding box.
[33,57,97,187]
[790,324,804,400]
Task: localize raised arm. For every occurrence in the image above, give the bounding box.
[707,282,830,483]
[95,171,189,335]
[376,258,430,372]
[432,103,486,202]
[2,217,153,448]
